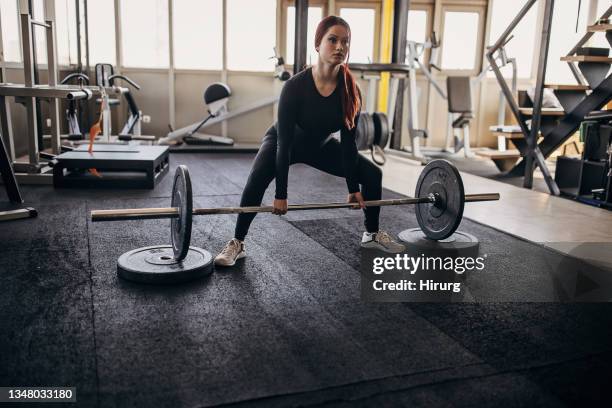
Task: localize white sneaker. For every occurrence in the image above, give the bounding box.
[360,231,406,253]
[214,238,246,266]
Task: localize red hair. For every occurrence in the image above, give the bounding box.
[314,16,361,130]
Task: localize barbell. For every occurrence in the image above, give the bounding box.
[90,159,499,284]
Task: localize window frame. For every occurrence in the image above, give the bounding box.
[334,0,382,63]
[438,4,486,76]
[118,0,170,69]
[280,0,327,70]
[407,3,434,69]
[171,0,223,71]
[85,0,117,67]
[224,0,279,73]
[0,0,23,64]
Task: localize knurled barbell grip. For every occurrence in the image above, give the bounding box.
[91,193,499,222]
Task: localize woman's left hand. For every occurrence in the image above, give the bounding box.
[347,192,366,209]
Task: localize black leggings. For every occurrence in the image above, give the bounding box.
[234,128,382,241]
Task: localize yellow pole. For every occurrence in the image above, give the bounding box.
[377,0,394,113]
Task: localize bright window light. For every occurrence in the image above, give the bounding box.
[120,0,169,68]
[55,0,77,66]
[441,11,479,70]
[32,0,47,64]
[0,0,21,62]
[227,0,277,71]
[546,1,591,83]
[87,0,116,65]
[339,8,375,63]
[173,0,222,70]
[286,6,322,66]
[407,9,428,45]
[487,0,537,78]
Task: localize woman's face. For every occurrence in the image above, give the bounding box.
[317,24,350,66]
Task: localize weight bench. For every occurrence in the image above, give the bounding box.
[445,76,475,157]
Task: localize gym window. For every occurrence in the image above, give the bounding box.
[87,0,116,66]
[546,0,594,83]
[120,0,169,69]
[55,0,78,66]
[487,0,537,79]
[0,0,21,63]
[32,0,47,64]
[337,4,380,64]
[284,4,323,66]
[173,0,222,70]
[440,10,481,71]
[407,9,429,45]
[226,0,277,72]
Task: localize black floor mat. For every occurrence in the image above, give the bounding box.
[1,153,611,407]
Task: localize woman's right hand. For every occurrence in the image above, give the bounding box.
[272,198,288,215]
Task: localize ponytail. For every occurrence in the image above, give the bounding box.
[339,63,361,130]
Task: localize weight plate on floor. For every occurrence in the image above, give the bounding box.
[117,245,213,284]
[372,112,390,148]
[355,113,375,150]
[415,159,465,240]
[171,165,193,261]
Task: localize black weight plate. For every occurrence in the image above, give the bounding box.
[355,113,375,150]
[117,245,213,284]
[415,159,465,240]
[372,112,390,148]
[171,165,193,261]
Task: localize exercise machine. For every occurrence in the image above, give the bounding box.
[59,72,92,139]
[0,0,168,187]
[93,63,154,143]
[159,48,291,149]
[403,34,517,160]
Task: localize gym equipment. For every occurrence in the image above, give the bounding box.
[93,63,153,142]
[58,67,153,144]
[398,228,480,260]
[349,112,390,165]
[53,144,170,189]
[59,72,92,139]
[0,0,132,184]
[0,207,38,222]
[445,76,475,158]
[372,112,390,150]
[178,83,232,145]
[90,159,499,283]
[370,112,390,165]
[117,245,213,284]
[355,113,375,150]
[413,160,464,240]
[350,31,518,163]
[0,109,37,221]
[171,166,193,259]
[160,49,290,148]
[349,60,443,165]
[114,165,213,284]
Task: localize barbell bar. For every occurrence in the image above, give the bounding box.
[91,193,499,222]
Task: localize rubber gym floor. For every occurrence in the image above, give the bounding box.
[1,153,611,407]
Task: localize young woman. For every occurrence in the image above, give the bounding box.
[215,16,405,266]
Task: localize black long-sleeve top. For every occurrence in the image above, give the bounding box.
[274,67,360,199]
